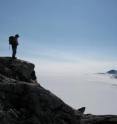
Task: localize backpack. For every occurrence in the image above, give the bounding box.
[9,36,14,45]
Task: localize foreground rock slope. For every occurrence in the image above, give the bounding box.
[0,57,117,124]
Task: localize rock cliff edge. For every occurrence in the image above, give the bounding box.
[0,57,116,124]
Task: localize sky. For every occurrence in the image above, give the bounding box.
[0,0,117,64]
[0,0,117,114]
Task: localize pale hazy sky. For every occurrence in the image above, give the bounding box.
[0,0,117,65]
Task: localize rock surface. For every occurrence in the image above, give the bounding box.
[0,57,35,82]
[0,57,117,124]
[107,70,117,74]
[98,69,117,79]
[107,70,117,79]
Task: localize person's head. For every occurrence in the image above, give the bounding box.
[15,34,19,38]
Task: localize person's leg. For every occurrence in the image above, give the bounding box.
[14,46,17,58]
[12,45,14,58]
[12,45,17,58]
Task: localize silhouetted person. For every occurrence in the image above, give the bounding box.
[9,34,19,59]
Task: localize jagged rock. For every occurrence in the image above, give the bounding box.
[81,114,117,124]
[0,57,117,124]
[0,57,36,82]
[78,107,85,114]
[0,57,80,124]
[74,107,86,119]
[0,75,80,124]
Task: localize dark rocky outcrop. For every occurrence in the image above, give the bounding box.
[107,70,117,74]
[107,70,117,79]
[0,57,35,82]
[0,57,117,124]
[98,69,117,79]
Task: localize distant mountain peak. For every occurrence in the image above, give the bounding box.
[107,69,117,74]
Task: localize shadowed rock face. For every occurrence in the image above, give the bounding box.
[0,76,80,124]
[0,57,117,124]
[0,57,80,124]
[0,57,35,82]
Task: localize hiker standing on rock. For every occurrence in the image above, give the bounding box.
[9,34,19,59]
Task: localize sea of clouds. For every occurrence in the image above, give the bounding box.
[31,58,117,115]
